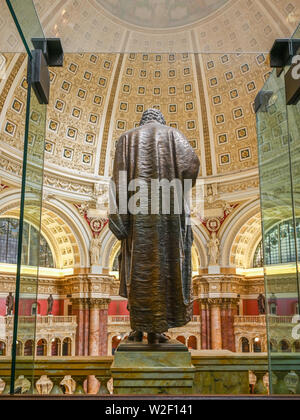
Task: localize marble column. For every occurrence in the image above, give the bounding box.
[83,299,90,356]
[71,298,85,356]
[227,300,238,352]
[89,299,102,356]
[200,300,207,350]
[210,299,222,350]
[99,299,110,356]
[206,303,211,349]
[221,300,228,350]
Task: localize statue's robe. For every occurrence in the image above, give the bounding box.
[109,121,200,333]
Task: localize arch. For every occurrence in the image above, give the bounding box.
[253,337,262,353]
[51,338,61,356]
[240,337,250,352]
[293,341,300,353]
[253,218,300,266]
[0,341,6,356]
[187,335,197,350]
[279,339,291,352]
[270,340,277,352]
[0,217,54,267]
[220,199,261,268]
[111,335,122,354]
[0,191,90,268]
[62,337,72,356]
[16,340,23,356]
[36,339,47,356]
[176,335,186,345]
[24,340,34,356]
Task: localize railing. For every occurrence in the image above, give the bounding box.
[0,315,76,326]
[108,315,201,324]
[108,315,130,324]
[235,315,296,324]
[1,353,300,395]
[234,315,266,324]
[0,354,271,395]
[268,315,295,324]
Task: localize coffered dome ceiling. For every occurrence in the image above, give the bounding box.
[0,0,299,199]
[95,0,229,29]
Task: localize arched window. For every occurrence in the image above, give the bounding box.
[279,340,290,352]
[0,218,54,267]
[253,338,262,353]
[0,341,6,356]
[293,341,300,352]
[176,336,186,345]
[51,338,61,356]
[253,218,300,267]
[112,335,122,355]
[16,341,23,356]
[241,337,250,352]
[36,339,47,356]
[62,338,72,356]
[270,340,277,352]
[187,336,197,350]
[24,340,34,356]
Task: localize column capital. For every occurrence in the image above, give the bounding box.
[89,298,111,310]
[71,298,89,309]
[207,298,223,306]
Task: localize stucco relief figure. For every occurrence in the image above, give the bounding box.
[47,294,54,315]
[90,237,101,265]
[6,292,14,315]
[208,232,220,265]
[109,108,200,345]
[257,293,266,315]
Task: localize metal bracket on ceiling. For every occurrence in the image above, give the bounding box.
[30,38,64,105]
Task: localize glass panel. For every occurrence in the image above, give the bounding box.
[6,0,45,56]
[0,0,25,53]
[5,0,47,394]
[10,81,46,394]
[257,22,300,392]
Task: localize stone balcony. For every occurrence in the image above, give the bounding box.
[107,315,201,353]
[234,315,300,353]
[0,316,77,356]
[0,352,271,395]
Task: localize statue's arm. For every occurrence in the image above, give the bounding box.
[172,129,200,185]
[108,135,129,240]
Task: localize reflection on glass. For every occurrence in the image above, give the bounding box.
[257,22,300,392]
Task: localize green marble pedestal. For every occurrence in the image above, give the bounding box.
[111,339,195,395]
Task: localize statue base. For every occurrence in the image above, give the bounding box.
[111,338,195,395]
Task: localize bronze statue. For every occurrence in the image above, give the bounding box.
[257,293,266,315]
[47,294,54,315]
[6,292,14,316]
[109,108,200,344]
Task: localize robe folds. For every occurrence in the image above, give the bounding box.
[109,121,200,333]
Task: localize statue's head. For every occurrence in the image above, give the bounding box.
[139,108,166,126]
